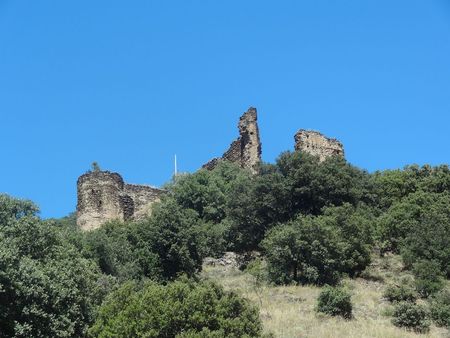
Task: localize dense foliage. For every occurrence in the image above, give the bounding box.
[0,196,112,338]
[228,153,371,252]
[89,278,263,338]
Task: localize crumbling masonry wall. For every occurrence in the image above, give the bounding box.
[77,171,164,231]
[294,129,344,161]
[203,107,262,174]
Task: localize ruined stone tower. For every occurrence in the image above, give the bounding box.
[77,170,163,231]
[203,107,262,174]
[294,130,344,161]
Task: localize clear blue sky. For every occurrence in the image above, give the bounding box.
[1,1,449,218]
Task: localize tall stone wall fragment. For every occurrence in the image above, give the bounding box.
[203,107,262,174]
[294,130,344,161]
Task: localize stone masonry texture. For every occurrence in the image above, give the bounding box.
[294,129,344,161]
[76,170,164,231]
[203,107,262,174]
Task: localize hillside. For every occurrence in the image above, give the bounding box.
[202,255,450,337]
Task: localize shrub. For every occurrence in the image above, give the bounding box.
[383,284,417,303]
[261,219,341,285]
[392,302,430,333]
[89,278,264,338]
[430,290,450,328]
[316,286,352,319]
[412,260,445,298]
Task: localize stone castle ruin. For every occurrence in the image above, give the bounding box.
[76,171,164,231]
[203,107,262,174]
[294,129,344,162]
[76,107,344,230]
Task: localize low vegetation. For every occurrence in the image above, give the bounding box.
[202,256,449,337]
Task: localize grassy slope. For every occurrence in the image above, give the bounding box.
[201,255,449,338]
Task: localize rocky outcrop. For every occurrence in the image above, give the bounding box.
[76,170,164,231]
[294,130,344,162]
[203,251,261,270]
[203,107,262,174]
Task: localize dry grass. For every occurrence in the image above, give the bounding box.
[201,255,449,338]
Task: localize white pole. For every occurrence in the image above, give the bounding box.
[174,154,178,176]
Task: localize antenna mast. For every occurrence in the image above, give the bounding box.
[174,154,178,176]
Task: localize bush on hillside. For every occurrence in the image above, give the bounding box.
[316,286,352,319]
[88,278,264,338]
[383,283,417,303]
[430,290,450,328]
[391,302,430,333]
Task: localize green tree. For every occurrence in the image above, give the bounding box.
[227,163,291,252]
[169,161,250,223]
[400,193,450,277]
[376,191,448,254]
[0,195,112,337]
[82,221,162,281]
[412,260,445,298]
[261,204,372,285]
[0,194,38,226]
[82,197,208,282]
[131,198,206,280]
[165,161,250,255]
[276,151,371,216]
[370,164,450,210]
